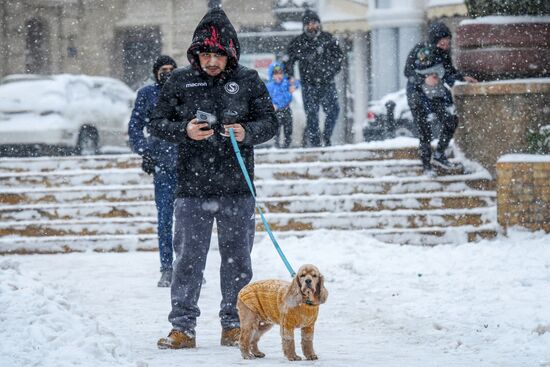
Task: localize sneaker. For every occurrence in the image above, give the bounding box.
[157,269,172,288]
[157,329,196,349]
[220,327,240,347]
[432,153,455,170]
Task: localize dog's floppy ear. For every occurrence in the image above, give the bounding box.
[316,272,328,304]
[284,274,302,308]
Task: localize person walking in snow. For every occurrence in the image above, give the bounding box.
[284,9,343,147]
[149,7,277,349]
[404,21,477,175]
[266,62,299,148]
[128,55,178,288]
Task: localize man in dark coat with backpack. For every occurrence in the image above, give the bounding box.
[128,55,178,287]
[285,9,343,147]
[149,7,277,349]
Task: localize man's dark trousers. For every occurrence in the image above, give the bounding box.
[302,82,340,147]
[168,195,255,336]
[153,167,177,271]
[406,84,458,167]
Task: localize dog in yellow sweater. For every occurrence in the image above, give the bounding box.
[237,264,328,361]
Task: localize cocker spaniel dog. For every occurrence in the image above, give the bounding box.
[237,264,328,361]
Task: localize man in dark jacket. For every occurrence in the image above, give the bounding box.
[128,55,178,287]
[285,9,343,147]
[404,22,477,175]
[151,8,277,349]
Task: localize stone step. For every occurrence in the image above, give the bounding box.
[0,144,422,173]
[0,192,496,222]
[0,159,468,189]
[0,225,499,254]
[0,207,495,237]
[0,172,493,206]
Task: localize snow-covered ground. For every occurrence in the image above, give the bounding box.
[2,229,550,367]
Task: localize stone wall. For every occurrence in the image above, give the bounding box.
[496,155,550,232]
[453,79,550,177]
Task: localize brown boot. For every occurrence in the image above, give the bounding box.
[157,329,196,349]
[220,327,240,347]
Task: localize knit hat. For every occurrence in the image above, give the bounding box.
[428,22,452,45]
[152,55,177,78]
[302,9,321,26]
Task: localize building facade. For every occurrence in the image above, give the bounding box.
[0,0,467,143]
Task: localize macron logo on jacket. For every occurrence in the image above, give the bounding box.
[185,82,208,88]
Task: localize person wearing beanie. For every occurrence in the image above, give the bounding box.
[149,7,277,349]
[128,54,178,287]
[284,9,343,147]
[403,22,477,175]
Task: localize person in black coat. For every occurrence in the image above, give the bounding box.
[151,7,277,349]
[285,9,343,147]
[128,55,178,288]
[404,22,477,174]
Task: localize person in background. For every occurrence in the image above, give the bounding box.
[284,9,343,147]
[266,62,299,148]
[128,55,178,287]
[404,22,477,175]
[149,7,277,349]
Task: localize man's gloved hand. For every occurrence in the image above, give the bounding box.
[141,155,156,175]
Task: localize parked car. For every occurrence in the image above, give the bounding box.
[0,74,135,156]
[363,88,442,142]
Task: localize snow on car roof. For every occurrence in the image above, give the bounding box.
[0,74,135,115]
[369,88,410,118]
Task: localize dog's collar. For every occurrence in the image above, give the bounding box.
[304,299,315,306]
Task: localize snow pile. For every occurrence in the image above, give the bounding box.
[0,259,137,367]
[1,229,550,366]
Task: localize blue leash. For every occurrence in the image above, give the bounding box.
[228,128,296,278]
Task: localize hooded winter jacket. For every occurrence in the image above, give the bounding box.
[128,83,179,168]
[148,8,277,198]
[284,10,343,85]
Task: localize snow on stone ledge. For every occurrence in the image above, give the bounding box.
[498,154,550,163]
[455,78,550,86]
[460,15,550,25]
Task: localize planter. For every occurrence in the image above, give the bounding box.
[455,16,550,81]
[453,79,550,176]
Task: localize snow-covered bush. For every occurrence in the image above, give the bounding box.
[527,125,550,154]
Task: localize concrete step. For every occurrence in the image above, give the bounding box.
[0,192,496,222]
[0,172,493,206]
[0,159,468,189]
[0,144,422,173]
[0,207,495,237]
[0,225,499,254]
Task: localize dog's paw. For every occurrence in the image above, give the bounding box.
[241,353,257,360]
[305,353,318,360]
[252,351,265,358]
[286,354,302,361]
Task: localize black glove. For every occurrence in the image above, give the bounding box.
[141,155,156,175]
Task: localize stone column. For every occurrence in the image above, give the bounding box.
[352,32,368,143]
[367,0,424,100]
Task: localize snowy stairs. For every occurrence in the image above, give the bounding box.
[0,141,497,253]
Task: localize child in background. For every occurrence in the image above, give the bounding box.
[266,62,299,148]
